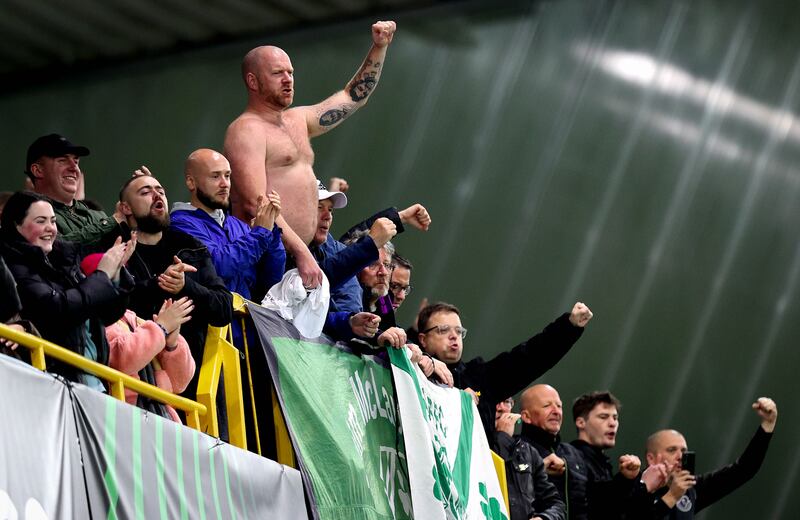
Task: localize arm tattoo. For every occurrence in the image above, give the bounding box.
[319,105,352,127]
[348,60,381,102]
[349,77,376,101]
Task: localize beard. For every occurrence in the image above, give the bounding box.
[369,283,389,300]
[197,187,229,211]
[135,212,170,233]
[258,81,292,109]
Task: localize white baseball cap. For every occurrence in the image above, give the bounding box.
[317,179,347,209]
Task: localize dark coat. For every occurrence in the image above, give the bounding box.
[507,437,567,520]
[124,228,232,397]
[0,254,21,323]
[0,237,131,382]
[636,427,773,519]
[570,439,647,519]
[446,313,584,450]
[522,424,590,519]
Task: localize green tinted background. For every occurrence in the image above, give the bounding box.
[1,1,797,517]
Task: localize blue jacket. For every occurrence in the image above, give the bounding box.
[316,233,378,312]
[170,204,285,301]
[312,233,378,340]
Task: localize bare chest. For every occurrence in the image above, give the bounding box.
[265,117,314,169]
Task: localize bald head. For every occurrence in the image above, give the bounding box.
[185,148,228,176]
[645,429,687,467]
[240,45,295,109]
[646,429,683,454]
[185,148,231,212]
[520,384,563,434]
[242,46,288,80]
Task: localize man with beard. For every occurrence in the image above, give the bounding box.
[25,133,124,247]
[170,149,286,454]
[170,148,285,301]
[224,21,397,291]
[118,172,232,403]
[354,240,396,329]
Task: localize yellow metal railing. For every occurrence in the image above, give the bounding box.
[0,322,207,428]
[2,302,512,500]
[198,319,247,449]
[227,294,296,467]
[0,294,293,461]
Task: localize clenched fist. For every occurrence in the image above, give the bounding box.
[569,302,593,328]
[372,21,396,47]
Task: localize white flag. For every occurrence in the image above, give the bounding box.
[389,348,509,520]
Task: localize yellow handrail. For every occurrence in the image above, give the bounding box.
[0,322,207,428]
[228,295,296,467]
[0,294,289,460]
[197,321,247,449]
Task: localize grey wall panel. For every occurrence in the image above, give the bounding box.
[1,1,797,517]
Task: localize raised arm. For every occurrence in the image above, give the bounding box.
[303,21,396,137]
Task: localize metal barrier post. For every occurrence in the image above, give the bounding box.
[197,323,247,450]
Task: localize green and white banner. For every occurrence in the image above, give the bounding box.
[249,304,507,520]
[388,348,508,520]
[250,304,413,520]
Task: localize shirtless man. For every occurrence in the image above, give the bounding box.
[224,21,397,288]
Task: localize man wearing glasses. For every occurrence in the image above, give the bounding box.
[416,301,593,451]
[356,242,397,329]
[389,254,413,311]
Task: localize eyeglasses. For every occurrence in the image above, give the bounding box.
[389,282,413,296]
[366,260,393,272]
[422,324,468,339]
[502,398,515,407]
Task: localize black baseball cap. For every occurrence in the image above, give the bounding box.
[25,134,90,173]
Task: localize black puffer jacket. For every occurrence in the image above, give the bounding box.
[0,237,132,382]
[507,437,567,520]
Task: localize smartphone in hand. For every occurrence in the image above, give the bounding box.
[681,451,696,475]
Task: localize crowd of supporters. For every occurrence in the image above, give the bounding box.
[0,19,777,520]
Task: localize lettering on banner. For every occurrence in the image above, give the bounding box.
[347,366,398,460]
[379,446,413,519]
[346,403,366,458]
[349,367,397,427]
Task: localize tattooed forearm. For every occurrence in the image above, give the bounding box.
[349,77,377,102]
[319,105,353,127]
[347,58,382,102]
